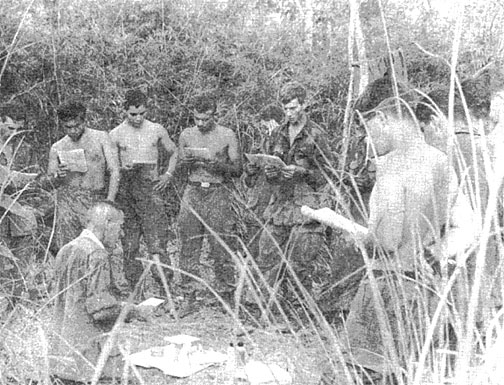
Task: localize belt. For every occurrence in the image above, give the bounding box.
[188,181,222,188]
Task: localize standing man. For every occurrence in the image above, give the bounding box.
[310,77,475,381]
[50,201,139,382]
[109,90,177,291]
[247,82,334,312]
[47,101,120,251]
[242,104,284,259]
[177,94,242,306]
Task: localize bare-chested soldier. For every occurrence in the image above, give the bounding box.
[48,101,120,250]
[176,94,242,308]
[109,90,177,290]
[305,77,475,381]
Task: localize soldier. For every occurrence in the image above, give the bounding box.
[176,94,242,307]
[47,101,120,250]
[249,82,334,314]
[50,201,141,382]
[110,90,178,291]
[310,77,475,382]
[242,104,284,259]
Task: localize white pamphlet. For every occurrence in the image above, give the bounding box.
[58,149,88,173]
[185,147,211,160]
[137,297,165,307]
[245,153,286,169]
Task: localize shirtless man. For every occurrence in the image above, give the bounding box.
[48,101,120,250]
[176,94,242,306]
[109,90,177,290]
[306,77,475,379]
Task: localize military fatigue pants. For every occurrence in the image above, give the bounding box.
[258,223,332,305]
[116,170,171,290]
[178,183,237,295]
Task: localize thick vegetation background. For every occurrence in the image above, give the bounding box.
[2,2,504,384]
[2,0,502,159]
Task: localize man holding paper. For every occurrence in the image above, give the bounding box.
[176,94,242,307]
[306,76,476,377]
[245,82,335,311]
[48,101,120,251]
[110,90,178,290]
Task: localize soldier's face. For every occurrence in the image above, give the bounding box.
[63,118,85,142]
[126,105,147,128]
[194,110,215,132]
[103,212,124,248]
[364,114,393,157]
[283,98,304,125]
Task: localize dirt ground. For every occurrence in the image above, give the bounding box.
[1,304,333,385]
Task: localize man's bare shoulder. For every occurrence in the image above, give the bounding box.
[51,136,72,151]
[179,125,198,139]
[216,124,237,140]
[88,129,111,141]
[109,121,127,137]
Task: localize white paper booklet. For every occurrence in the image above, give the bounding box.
[137,297,165,307]
[301,206,368,239]
[245,153,286,168]
[58,149,88,173]
[185,147,211,159]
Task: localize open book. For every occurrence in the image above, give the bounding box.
[58,149,88,173]
[245,153,286,168]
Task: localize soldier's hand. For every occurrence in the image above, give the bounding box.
[154,172,173,191]
[56,163,70,178]
[245,162,260,175]
[281,164,306,179]
[264,165,280,178]
[180,154,197,166]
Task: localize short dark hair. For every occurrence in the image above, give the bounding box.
[416,78,491,124]
[193,94,217,114]
[57,101,86,122]
[259,104,284,124]
[124,90,148,110]
[280,82,307,105]
[461,76,491,119]
[355,76,415,120]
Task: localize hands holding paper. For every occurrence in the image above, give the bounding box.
[56,163,71,178]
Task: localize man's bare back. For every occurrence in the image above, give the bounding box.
[369,143,452,267]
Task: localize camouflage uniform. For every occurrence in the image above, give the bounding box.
[178,182,238,295]
[258,114,334,304]
[50,229,129,382]
[116,166,171,289]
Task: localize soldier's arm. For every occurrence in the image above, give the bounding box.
[439,168,478,258]
[175,131,192,173]
[210,130,242,178]
[101,132,120,201]
[36,146,63,190]
[85,249,122,322]
[303,131,336,189]
[158,125,178,176]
